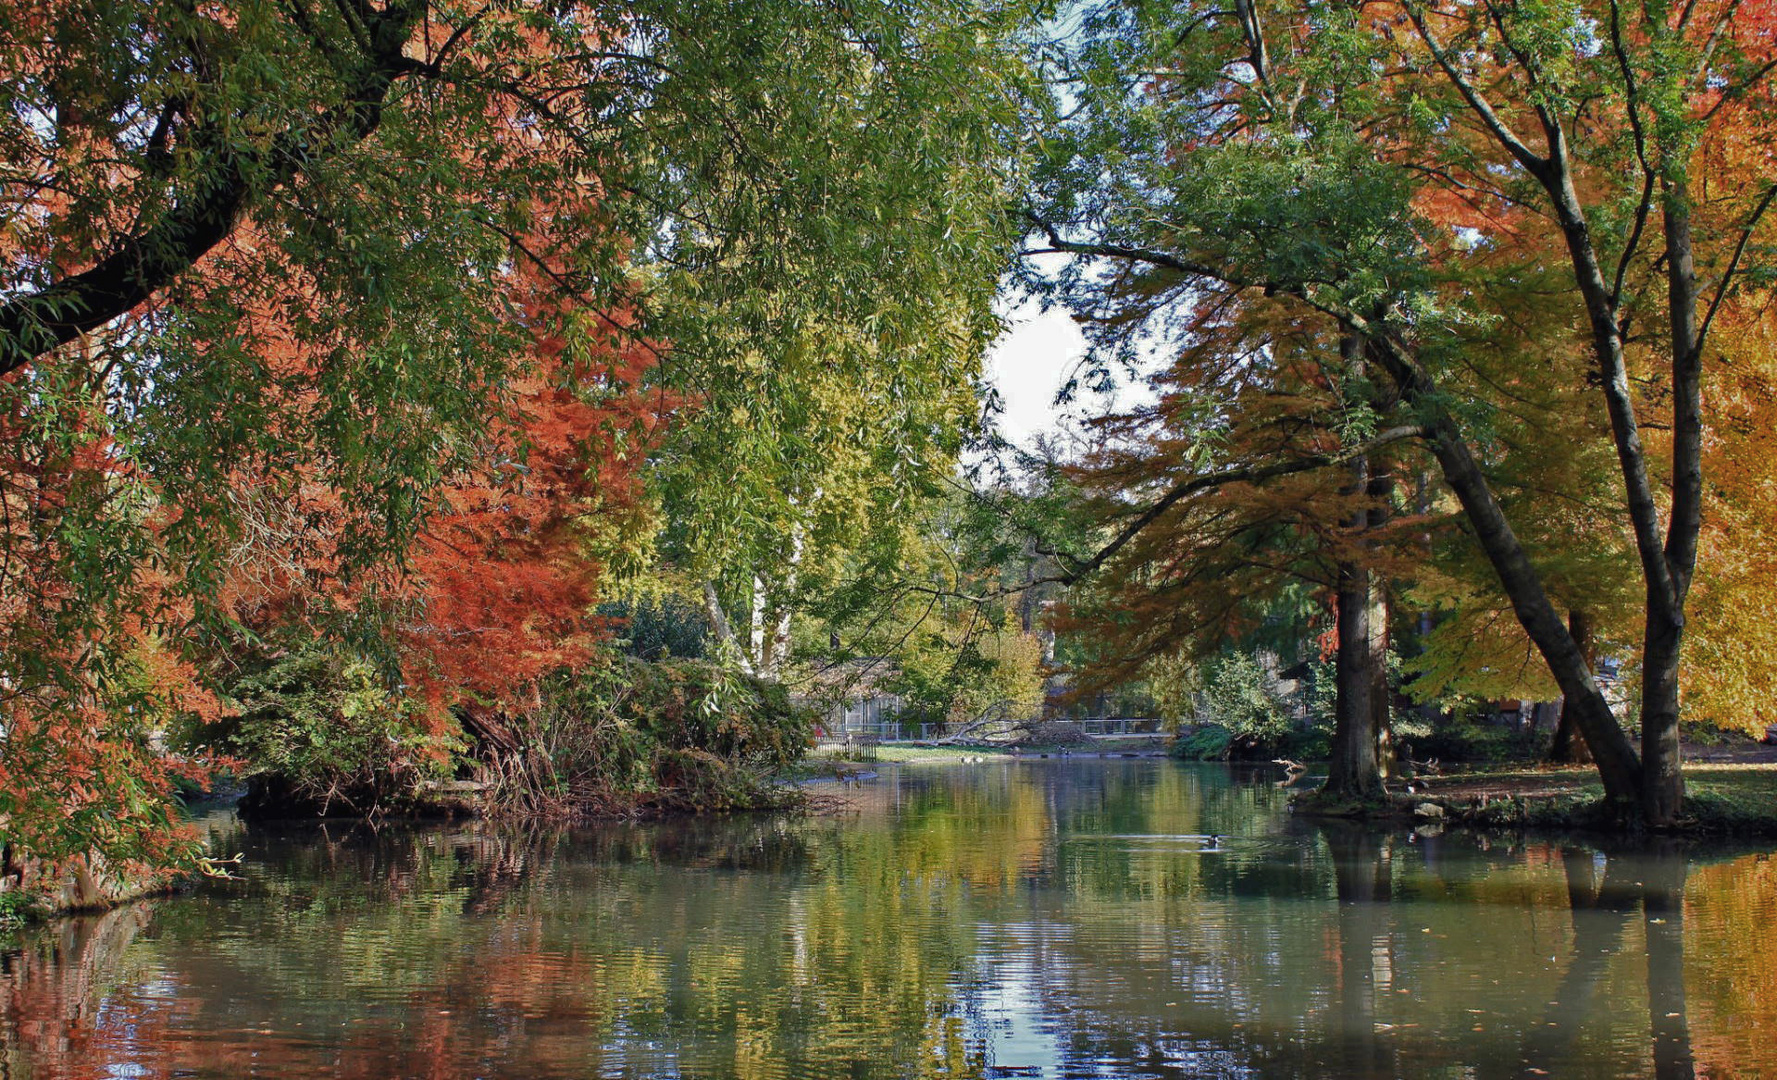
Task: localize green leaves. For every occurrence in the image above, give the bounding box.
[0,0,1049,872]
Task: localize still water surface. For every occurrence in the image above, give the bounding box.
[3,760,1775,1078]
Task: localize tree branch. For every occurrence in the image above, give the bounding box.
[1053,425,1427,586]
[0,1,425,380]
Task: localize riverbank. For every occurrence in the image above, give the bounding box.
[1296,762,1777,837]
[807,738,1171,767]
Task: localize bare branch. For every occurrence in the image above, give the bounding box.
[1698,183,1777,353]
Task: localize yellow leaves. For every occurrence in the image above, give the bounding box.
[1683,301,1777,733]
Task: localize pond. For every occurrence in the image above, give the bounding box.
[3,760,1774,1078]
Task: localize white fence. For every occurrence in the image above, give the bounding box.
[825,718,1167,744]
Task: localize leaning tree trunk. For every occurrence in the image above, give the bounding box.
[1550,610,1596,764]
[1368,335,1644,807]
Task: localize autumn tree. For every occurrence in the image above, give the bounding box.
[1400,259,1640,763]
[1,0,1041,873]
[1020,17,1437,797]
[1382,0,1777,827]
[809,478,1058,730]
[1682,291,1777,737]
[1024,0,1777,824]
[1044,302,1423,796]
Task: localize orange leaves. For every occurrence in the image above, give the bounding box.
[1681,290,1777,733]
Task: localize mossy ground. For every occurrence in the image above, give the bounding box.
[1295,762,1777,838]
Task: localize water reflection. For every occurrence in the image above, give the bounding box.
[1,761,1772,1079]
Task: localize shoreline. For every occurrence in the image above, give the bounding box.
[1290,761,1777,840]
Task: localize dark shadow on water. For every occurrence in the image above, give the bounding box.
[1643,841,1697,1080]
[1500,846,1640,1079]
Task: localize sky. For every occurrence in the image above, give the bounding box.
[983,301,1156,453]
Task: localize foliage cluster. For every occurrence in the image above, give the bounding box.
[1165,652,1334,760]
[213,640,462,818]
[1192,654,1299,747]
[477,656,814,818]
[0,0,1040,881]
[0,889,38,933]
[886,622,1046,728]
[1023,0,1777,819]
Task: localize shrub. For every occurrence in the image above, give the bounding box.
[213,641,459,817]
[0,889,40,933]
[1197,654,1296,746]
[1171,724,1235,760]
[474,656,815,817]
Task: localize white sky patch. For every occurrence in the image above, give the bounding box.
[985,298,1161,454]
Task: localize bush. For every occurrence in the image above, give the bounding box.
[0,890,37,933]
[887,624,1045,725]
[1413,717,1545,764]
[596,594,710,661]
[213,641,460,817]
[475,656,815,817]
[1171,724,1235,760]
[1197,654,1295,746]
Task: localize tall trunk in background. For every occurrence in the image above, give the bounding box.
[1324,333,1394,801]
[703,583,756,677]
[749,573,767,671]
[1019,534,1040,633]
[763,520,806,681]
[1368,463,1396,778]
[1550,610,1596,764]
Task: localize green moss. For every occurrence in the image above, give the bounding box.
[0,890,41,933]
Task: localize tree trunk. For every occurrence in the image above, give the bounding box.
[1633,175,1703,828]
[703,583,756,677]
[763,521,806,681]
[1641,610,1687,827]
[1380,44,1705,825]
[749,573,767,671]
[1326,562,1389,801]
[1324,452,1390,801]
[1368,336,1644,806]
[1539,139,1700,828]
[1368,464,1396,779]
[1551,610,1596,764]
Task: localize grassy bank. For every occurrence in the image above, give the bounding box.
[1296,763,1777,837]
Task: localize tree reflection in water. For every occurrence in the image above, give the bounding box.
[0,761,1770,1079]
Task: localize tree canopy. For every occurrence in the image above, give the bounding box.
[0,0,1041,875]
